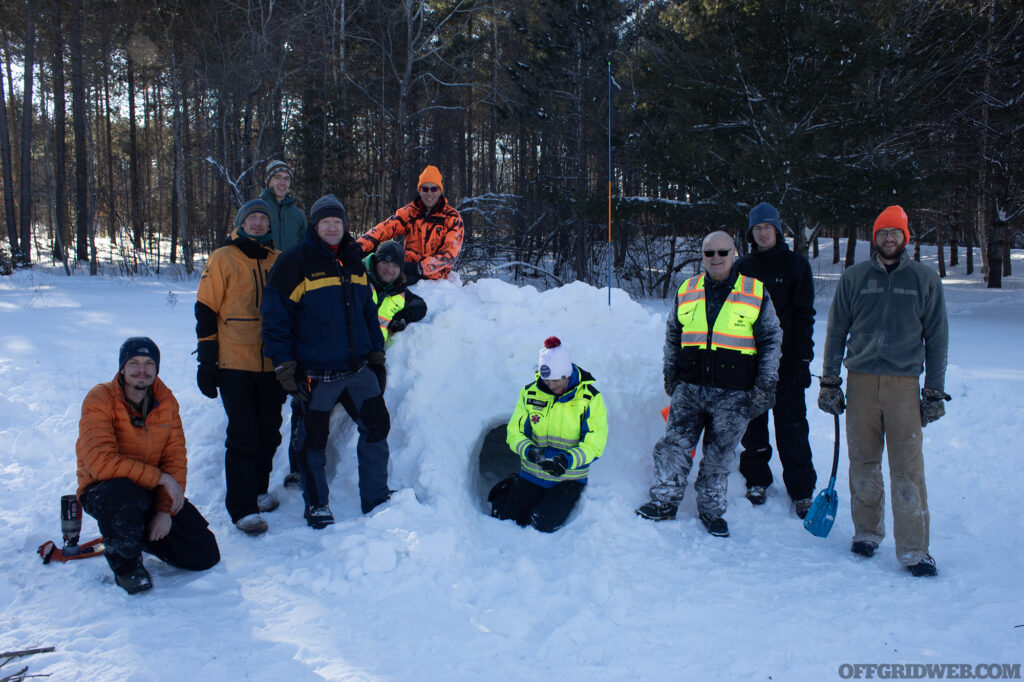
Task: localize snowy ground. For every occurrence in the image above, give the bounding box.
[1,243,1022,681]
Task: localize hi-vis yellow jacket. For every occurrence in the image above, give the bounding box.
[506,365,607,487]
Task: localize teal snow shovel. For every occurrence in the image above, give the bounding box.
[803,414,840,538]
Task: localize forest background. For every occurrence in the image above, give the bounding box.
[0,0,1021,295]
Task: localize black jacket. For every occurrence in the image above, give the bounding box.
[735,241,815,384]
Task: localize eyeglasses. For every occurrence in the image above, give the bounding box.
[876,229,903,240]
[703,249,732,257]
[420,185,440,193]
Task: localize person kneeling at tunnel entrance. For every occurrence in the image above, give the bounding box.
[490,337,608,532]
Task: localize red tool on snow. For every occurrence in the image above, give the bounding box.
[37,494,104,564]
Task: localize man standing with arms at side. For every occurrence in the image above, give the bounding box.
[736,202,817,518]
[357,165,464,283]
[636,231,782,537]
[818,205,949,577]
[260,159,307,488]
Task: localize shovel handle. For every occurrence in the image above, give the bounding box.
[829,414,841,481]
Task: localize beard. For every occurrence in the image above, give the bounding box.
[877,241,906,261]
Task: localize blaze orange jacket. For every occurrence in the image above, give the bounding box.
[196,234,279,372]
[357,196,464,279]
[76,376,188,515]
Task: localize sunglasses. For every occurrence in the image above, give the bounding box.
[420,185,441,193]
[703,249,732,257]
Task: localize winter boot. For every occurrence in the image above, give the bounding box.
[362,490,394,515]
[115,565,153,595]
[906,555,938,577]
[283,472,301,489]
[257,493,279,513]
[699,513,729,538]
[794,498,813,519]
[304,504,334,530]
[850,540,878,558]
[746,486,767,506]
[235,513,269,536]
[635,500,677,521]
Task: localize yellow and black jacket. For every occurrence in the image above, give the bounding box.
[506,365,608,488]
[195,233,278,372]
[260,227,383,371]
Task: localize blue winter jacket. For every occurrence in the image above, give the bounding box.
[260,225,384,371]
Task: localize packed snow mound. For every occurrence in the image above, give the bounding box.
[1,258,1023,680]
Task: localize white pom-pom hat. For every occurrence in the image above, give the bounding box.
[538,336,572,380]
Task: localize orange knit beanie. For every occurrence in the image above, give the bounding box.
[418,165,443,193]
[873,205,909,243]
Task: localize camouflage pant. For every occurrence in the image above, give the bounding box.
[650,382,750,517]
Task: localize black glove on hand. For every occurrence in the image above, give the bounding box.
[538,454,569,477]
[403,261,422,284]
[274,360,310,402]
[388,317,408,334]
[791,361,812,389]
[817,375,845,415]
[748,381,776,418]
[365,351,387,393]
[196,362,219,399]
[920,388,951,427]
[525,446,543,463]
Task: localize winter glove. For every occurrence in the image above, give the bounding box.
[817,375,845,415]
[366,351,387,393]
[748,380,776,419]
[387,317,408,334]
[274,360,310,402]
[786,360,812,390]
[538,454,569,477]
[920,388,951,427]
[196,362,219,399]
[525,446,543,463]
[664,369,681,397]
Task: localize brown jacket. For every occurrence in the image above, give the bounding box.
[357,196,463,279]
[76,376,187,515]
[196,234,279,372]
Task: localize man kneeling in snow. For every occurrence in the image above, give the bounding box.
[490,337,608,532]
[76,338,220,594]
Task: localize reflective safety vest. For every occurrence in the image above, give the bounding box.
[364,255,407,342]
[506,366,608,488]
[674,273,765,390]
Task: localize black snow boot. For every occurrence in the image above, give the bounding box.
[115,565,153,595]
[304,504,334,529]
[906,555,938,577]
[794,498,812,519]
[850,540,878,558]
[635,500,677,521]
[699,513,729,537]
[746,486,767,506]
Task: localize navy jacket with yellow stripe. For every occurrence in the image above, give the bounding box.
[261,226,384,371]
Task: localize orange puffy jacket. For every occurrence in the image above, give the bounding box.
[196,234,279,372]
[357,196,464,279]
[76,376,188,515]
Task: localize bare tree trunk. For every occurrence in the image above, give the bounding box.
[936,219,946,278]
[844,223,857,267]
[0,34,18,260]
[52,0,68,267]
[171,51,192,274]
[127,54,143,252]
[70,0,90,265]
[831,233,839,264]
[103,51,116,243]
[18,2,36,265]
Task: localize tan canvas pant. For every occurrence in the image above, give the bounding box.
[845,371,929,566]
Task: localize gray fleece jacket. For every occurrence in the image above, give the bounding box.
[822,250,948,391]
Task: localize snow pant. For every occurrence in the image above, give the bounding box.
[739,381,817,499]
[846,371,929,566]
[294,366,390,512]
[489,474,585,533]
[649,382,750,517]
[219,369,284,523]
[286,397,303,475]
[80,478,220,576]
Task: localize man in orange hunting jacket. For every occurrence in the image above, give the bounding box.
[76,337,220,594]
[357,165,464,282]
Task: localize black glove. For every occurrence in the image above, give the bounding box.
[920,388,951,427]
[817,375,845,415]
[525,446,543,463]
[366,351,386,393]
[388,317,408,334]
[274,360,310,402]
[538,454,569,477]
[748,380,776,418]
[196,362,219,399]
[403,261,422,284]
[788,361,812,389]
[664,369,680,397]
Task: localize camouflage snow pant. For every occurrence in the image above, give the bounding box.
[649,381,750,517]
